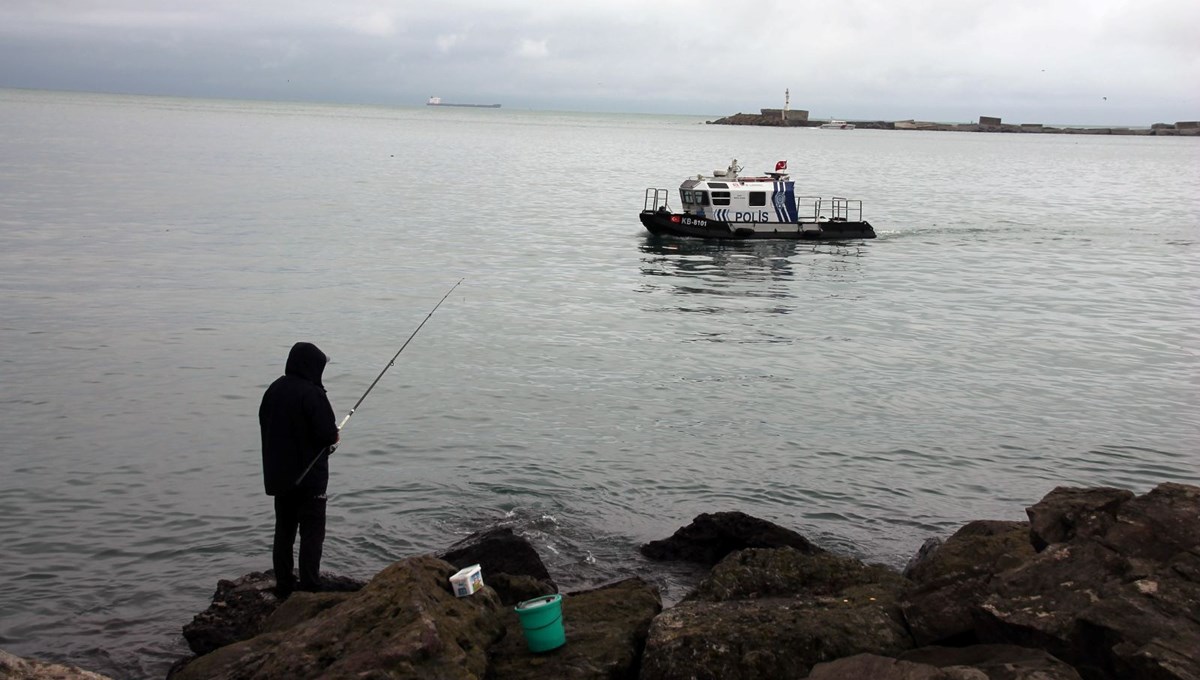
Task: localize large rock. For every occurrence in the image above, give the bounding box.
[259,590,358,635]
[903,537,944,578]
[181,571,279,657]
[977,483,1200,679]
[641,598,911,679]
[486,577,661,679]
[807,653,959,679]
[904,521,1035,588]
[1094,483,1199,562]
[1026,487,1133,551]
[170,555,507,680]
[687,547,910,602]
[180,570,365,657]
[174,588,358,676]
[438,527,556,604]
[901,521,1037,645]
[899,483,1200,680]
[900,644,1084,679]
[0,650,114,680]
[640,548,913,679]
[808,645,1083,679]
[640,511,824,565]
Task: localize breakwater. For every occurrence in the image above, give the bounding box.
[709,109,1200,135]
[7,481,1198,679]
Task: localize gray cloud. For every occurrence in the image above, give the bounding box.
[1,0,1196,124]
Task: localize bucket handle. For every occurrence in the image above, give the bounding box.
[522,612,562,632]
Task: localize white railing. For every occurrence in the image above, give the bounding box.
[643,188,670,211]
[795,196,864,222]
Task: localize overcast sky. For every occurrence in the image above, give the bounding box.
[1,0,1196,125]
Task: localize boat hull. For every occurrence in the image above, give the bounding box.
[639,211,875,240]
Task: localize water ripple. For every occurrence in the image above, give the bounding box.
[2,92,1198,680]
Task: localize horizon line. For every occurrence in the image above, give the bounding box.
[1,85,1190,130]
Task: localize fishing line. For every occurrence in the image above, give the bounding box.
[295,278,464,485]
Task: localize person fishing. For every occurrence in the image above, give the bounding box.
[259,341,340,597]
[256,280,462,598]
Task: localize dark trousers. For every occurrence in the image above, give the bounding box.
[272,492,327,592]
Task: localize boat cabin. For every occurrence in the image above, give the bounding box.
[678,160,798,223]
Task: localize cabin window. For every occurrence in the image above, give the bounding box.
[708,182,729,189]
[681,190,694,204]
[711,191,731,206]
[749,192,767,207]
[694,191,710,206]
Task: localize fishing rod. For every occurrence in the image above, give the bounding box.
[295,278,464,486]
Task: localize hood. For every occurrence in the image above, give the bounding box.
[285,341,327,389]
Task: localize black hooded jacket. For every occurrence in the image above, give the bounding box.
[259,342,339,496]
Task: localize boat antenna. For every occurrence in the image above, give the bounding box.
[295,278,464,486]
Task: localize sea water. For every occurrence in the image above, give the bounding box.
[0,88,1197,679]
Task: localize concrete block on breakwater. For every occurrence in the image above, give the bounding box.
[707,111,1200,136]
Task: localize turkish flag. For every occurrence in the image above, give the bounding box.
[775,160,787,171]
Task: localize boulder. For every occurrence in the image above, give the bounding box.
[486,577,661,679]
[640,511,824,565]
[0,650,114,680]
[170,589,358,679]
[977,483,1200,679]
[900,644,1084,679]
[903,537,944,578]
[180,569,365,657]
[898,483,1200,680]
[809,645,1083,679]
[640,548,913,679]
[687,547,910,602]
[260,590,357,634]
[170,555,507,680]
[180,570,280,657]
[641,597,912,679]
[903,577,993,648]
[438,527,556,604]
[808,653,966,679]
[904,521,1034,587]
[1095,483,1199,563]
[1025,487,1133,551]
[900,521,1037,645]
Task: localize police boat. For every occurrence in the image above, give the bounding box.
[639,159,876,240]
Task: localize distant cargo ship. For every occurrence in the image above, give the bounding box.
[426,96,501,109]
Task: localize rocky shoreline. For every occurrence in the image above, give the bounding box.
[709,110,1200,136]
[3,482,1198,679]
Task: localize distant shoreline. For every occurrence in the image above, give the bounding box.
[709,110,1200,136]
[426,102,502,109]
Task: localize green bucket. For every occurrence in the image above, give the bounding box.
[514,594,565,653]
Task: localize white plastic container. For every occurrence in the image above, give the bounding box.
[450,564,484,597]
